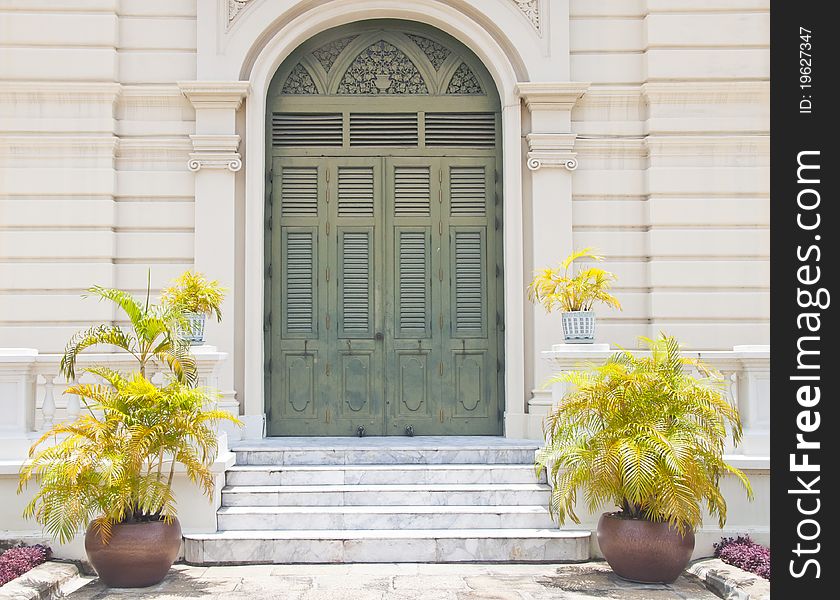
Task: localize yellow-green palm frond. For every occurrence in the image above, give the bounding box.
[18,372,242,545]
[535,333,753,534]
[60,325,138,380]
[528,248,621,313]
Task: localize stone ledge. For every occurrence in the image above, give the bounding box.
[0,561,82,600]
[688,558,770,600]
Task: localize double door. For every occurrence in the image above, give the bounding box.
[266,155,502,436]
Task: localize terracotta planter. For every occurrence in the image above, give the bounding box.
[597,512,694,584]
[85,518,182,588]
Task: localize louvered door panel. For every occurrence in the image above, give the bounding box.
[281,229,317,336]
[280,166,319,217]
[395,229,431,337]
[450,166,487,217]
[394,166,431,217]
[451,229,486,337]
[339,229,373,337]
[338,167,375,217]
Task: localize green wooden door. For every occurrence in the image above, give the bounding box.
[267,157,386,436]
[383,157,501,435]
[264,21,504,436]
[268,156,501,436]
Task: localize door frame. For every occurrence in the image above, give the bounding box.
[244,18,528,438]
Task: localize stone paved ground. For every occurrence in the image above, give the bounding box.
[67,562,721,599]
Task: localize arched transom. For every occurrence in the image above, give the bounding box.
[276,26,489,97]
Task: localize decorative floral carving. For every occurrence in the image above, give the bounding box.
[406,34,451,70]
[227,0,254,26]
[446,63,483,95]
[337,40,428,95]
[281,63,318,95]
[311,35,359,72]
[513,0,541,31]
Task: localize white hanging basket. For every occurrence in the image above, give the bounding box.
[180,312,207,346]
[561,310,596,344]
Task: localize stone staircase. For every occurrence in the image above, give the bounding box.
[183,437,591,564]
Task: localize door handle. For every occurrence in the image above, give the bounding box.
[374,332,384,341]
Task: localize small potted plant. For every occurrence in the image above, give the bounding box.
[527,248,621,344]
[18,274,239,588]
[536,334,753,584]
[161,271,226,346]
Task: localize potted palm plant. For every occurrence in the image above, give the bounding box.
[161,271,226,346]
[536,334,753,584]
[527,248,621,343]
[18,273,239,588]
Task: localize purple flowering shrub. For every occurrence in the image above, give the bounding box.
[713,535,770,580]
[0,544,52,586]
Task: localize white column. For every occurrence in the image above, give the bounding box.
[516,82,589,391]
[178,82,250,410]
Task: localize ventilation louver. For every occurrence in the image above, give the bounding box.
[425,112,496,147]
[272,113,343,147]
[350,113,419,147]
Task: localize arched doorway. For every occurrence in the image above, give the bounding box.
[264,20,504,436]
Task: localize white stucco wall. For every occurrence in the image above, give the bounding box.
[0,0,770,424]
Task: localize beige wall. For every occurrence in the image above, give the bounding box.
[1,0,770,413]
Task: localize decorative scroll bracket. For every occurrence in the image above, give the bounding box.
[516,82,589,172]
[525,133,578,171]
[178,81,250,173]
[188,134,243,172]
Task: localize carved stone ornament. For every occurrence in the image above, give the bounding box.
[187,134,243,172]
[512,0,541,31]
[336,40,428,95]
[406,34,451,70]
[525,133,579,171]
[312,35,359,72]
[282,63,318,95]
[227,0,254,27]
[446,62,483,95]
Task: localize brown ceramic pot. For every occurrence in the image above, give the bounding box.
[597,512,695,584]
[85,518,181,588]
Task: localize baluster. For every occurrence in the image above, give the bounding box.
[42,374,56,429]
[66,375,81,422]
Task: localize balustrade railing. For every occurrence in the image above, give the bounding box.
[1,347,233,459]
[529,344,770,458]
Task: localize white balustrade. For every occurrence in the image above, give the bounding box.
[0,347,235,459]
[530,344,771,458]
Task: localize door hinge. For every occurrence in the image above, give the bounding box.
[264,312,271,332]
[267,358,272,372]
[267,264,273,279]
[497,359,502,373]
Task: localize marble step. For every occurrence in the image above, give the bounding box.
[184,528,591,564]
[221,483,551,507]
[217,505,556,531]
[232,442,539,467]
[225,464,546,486]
